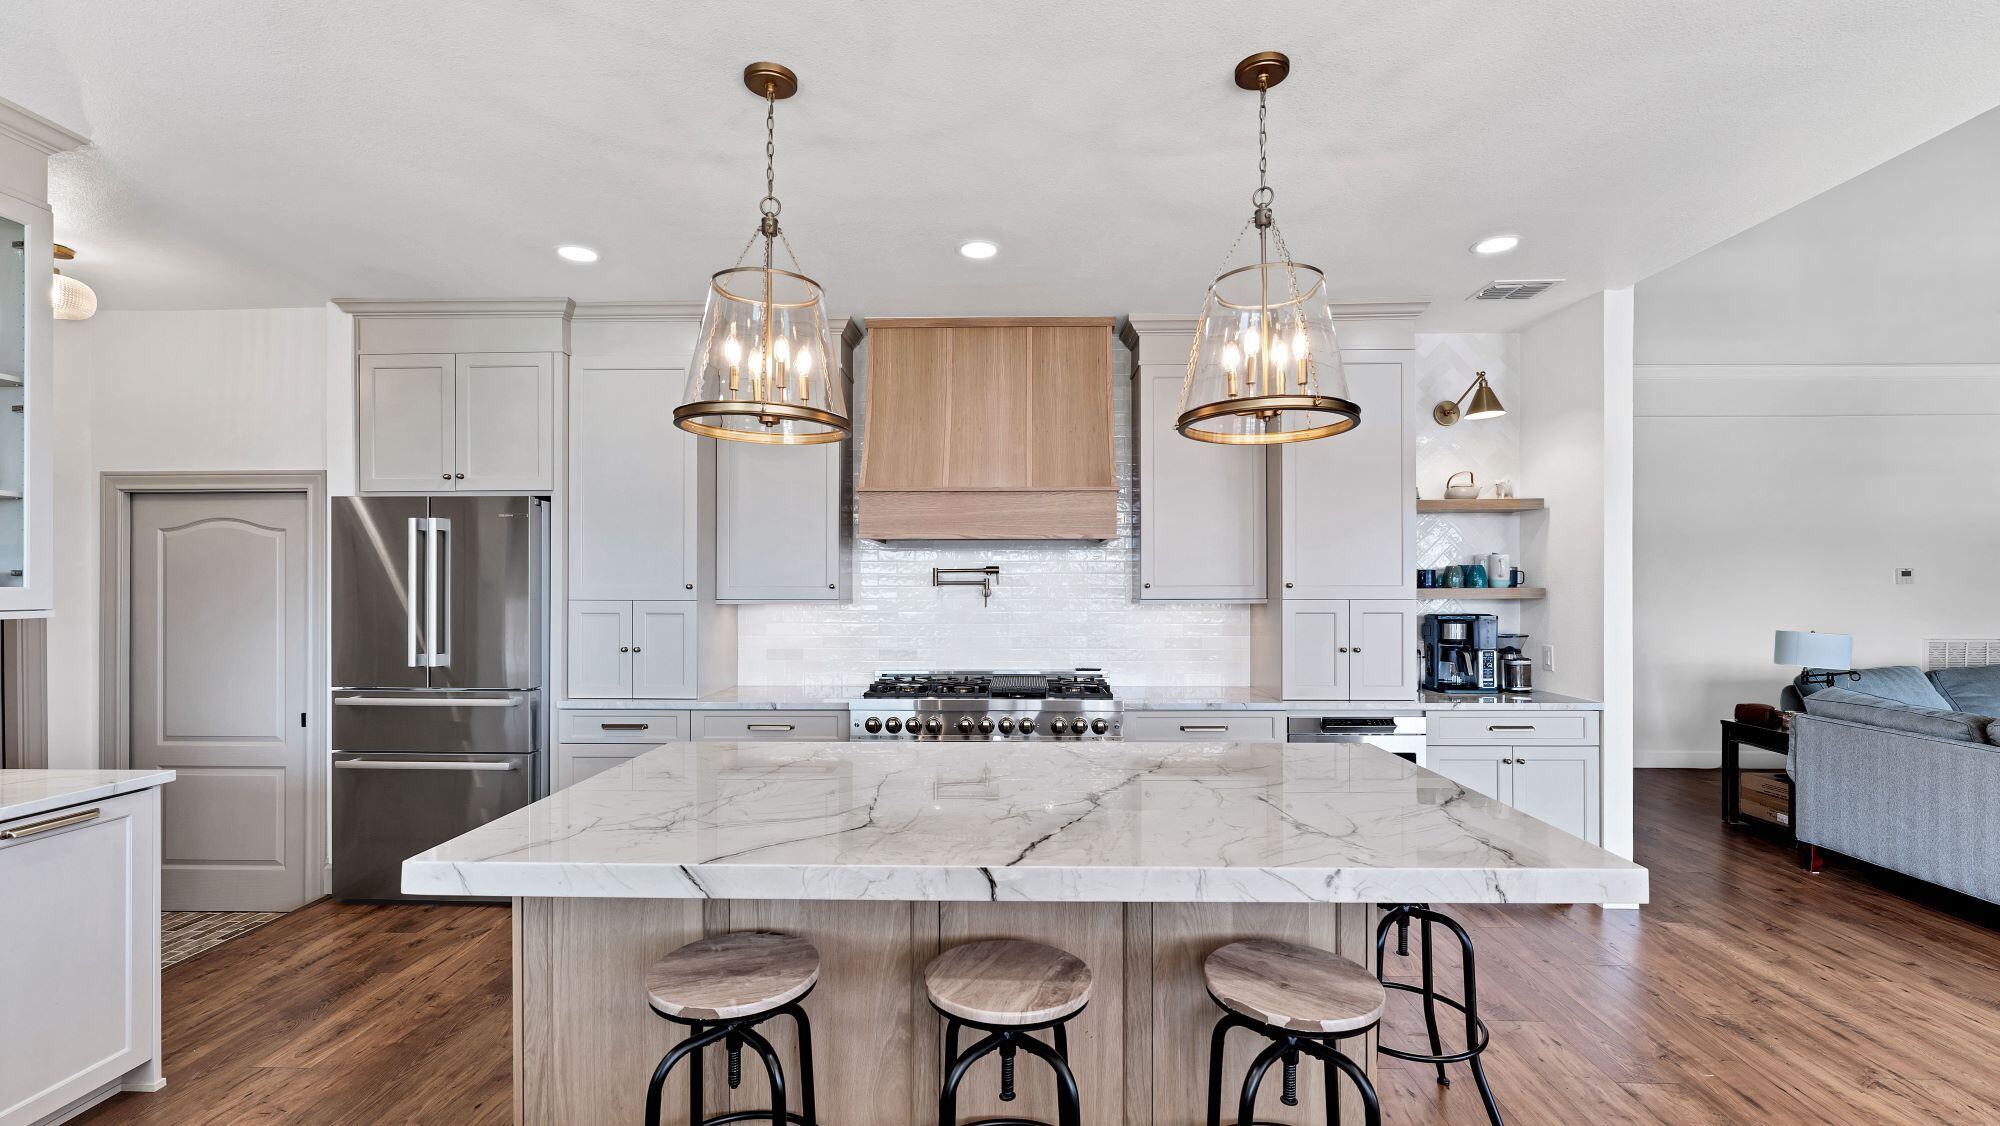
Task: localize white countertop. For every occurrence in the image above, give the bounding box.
[0,768,177,822]
[561,687,1602,713]
[404,741,1645,905]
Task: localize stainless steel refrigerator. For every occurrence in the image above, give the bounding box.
[331,495,547,901]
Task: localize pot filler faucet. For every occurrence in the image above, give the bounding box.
[933,565,1000,605]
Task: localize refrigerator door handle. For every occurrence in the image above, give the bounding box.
[335,695,525,708]
[406,516,424,667]
[433,517,452,667]
[334,758,517,773]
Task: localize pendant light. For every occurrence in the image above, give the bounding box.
[51,245,97,321]
[674,62,850,445]
[1177,52,1357,445]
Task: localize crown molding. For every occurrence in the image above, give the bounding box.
[331,298,574,318]
[0,97,88,155]
[1125,298,1431,337]
[571,300,704,321]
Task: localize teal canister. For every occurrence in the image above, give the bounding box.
[1466,562,1489,588]
[1442,565,1465,588]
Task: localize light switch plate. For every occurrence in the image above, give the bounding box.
[1541,644,1555,671]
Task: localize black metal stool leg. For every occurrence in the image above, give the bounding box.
[1456,928,1503,1125]
[1236,1036,1289,1126]
[1419,916,1450,1087]
[1009,1030,1081,1126]
[785,1004,817,1126]
[938,1028,1006,1126]
[736,1026,787,1126]
[1323,1047,1339,1126]
[689,1021,707,1126]
[1206,1012,1232,1126]
[1297,1038,1381,1126]
[644,1022,733,1126]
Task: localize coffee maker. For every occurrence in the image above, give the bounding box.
[1421,613,1500,692]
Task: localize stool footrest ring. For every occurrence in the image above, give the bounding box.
[1376,979,1492,1065]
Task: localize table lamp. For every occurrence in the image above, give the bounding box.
[1774,630,1858,689]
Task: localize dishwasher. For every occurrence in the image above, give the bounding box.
[1286,715,1427,767]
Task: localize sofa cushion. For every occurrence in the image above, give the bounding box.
[1795,665,1952,710]
[1928,664,2000,716]
[1802,687,1991,743]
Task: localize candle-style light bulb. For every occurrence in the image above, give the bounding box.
[795,343,814,400]
[773,335,791,390]
[722,332,743,392]
[1292,327,1310,387]
[1221,341,1242,396]
[1269,339,1290,371]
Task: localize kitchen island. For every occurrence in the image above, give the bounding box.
[406,741,1645,1125]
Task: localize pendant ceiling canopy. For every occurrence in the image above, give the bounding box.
[675,62,850,446]
[1177,52,1358,445]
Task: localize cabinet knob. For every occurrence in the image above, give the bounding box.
[619,646,630,652]
[685,583,694,590]
[828,583,836,590]
[1338,646,1349,653]
[442,474,451,480]
[1285,581,1294,589]
[1352,647,1362,654]
[455,473,465,479]
[631,646,642,653]
[1143,582,1152,589]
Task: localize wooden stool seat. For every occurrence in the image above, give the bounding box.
[645,931,820,1020]
[925,938,1092,1026]
[1204,938,1385,1034]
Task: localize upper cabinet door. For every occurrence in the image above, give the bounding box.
[0,194,51,612]
[1137,368,1265,601]
[568,360,697,601]
[1281,356,1414,598]
[357,354,456,493]
[1348,599,1418,701]
[717,439,842,601]
[453,353,555,492]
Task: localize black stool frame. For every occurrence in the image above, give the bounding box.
[1204,1003,1381,1126]
[1375,904,1502,1125]
[935,1003,1084,1126]
[644,983,818,1126]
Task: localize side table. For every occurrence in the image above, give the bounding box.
[1720,719,1793,832]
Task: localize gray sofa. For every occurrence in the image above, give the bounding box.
[1786,664,2000,904]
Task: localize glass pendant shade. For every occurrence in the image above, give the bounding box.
[1180,259,1357,444]
[51,271,96,321]
[676,264,846,444]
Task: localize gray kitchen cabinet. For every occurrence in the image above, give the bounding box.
[695,711,848,742]
[555,741,674,790]
[1277,355,1415,600]
[558,710,690,744]
[631,602,697,699]
[1279,599,1418,701]
[716,438,844,601]
[566,601,697,700]
[356,351,556,493]
[1122,713,1282,742]
[1425,711,1601,844]
[566,601,632,699]
[568,358,698,601]
[1134,367,1265,601]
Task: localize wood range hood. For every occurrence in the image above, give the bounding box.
[854,317,1117,540]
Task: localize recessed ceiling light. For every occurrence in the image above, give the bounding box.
[958,240,999,260]
[556,245,600,263]
[1471,234,1520,256]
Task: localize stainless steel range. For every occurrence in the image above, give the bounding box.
[850,670,1122,740]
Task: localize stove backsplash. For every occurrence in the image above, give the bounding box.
[734,333,1517,687]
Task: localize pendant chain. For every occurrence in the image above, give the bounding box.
[763,89,777,215]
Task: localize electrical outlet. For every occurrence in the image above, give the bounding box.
[1541,644,1556,672]
[1896,567,1915,585]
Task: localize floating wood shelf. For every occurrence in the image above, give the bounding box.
[1417,498,1545,513]
[1420,586,1546,601]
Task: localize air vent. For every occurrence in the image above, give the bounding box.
[1471,278,1564,301]
[1926,639,2000,670]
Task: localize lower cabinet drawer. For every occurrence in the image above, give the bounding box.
[559,710,690,743]
[693,711,848,742]
[1123,713,1282,742]
[1427,711,1597,745]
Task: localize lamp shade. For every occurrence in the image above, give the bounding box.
[1462,376,1505,420]
[51,270,96,321]
[1774,630,1851,670]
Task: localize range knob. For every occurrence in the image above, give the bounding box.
[1049,717,1069,735]
[956,716,975,735]
[1091,718,1109,735]
[997,717,1015,734]
[864,717,882,734]
[1017,718,1036,734]
[883,717,901,733]
[925,716,944,735]
[977,717,995,735]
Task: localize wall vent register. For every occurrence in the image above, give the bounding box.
[851,670,1121,740]
[1470,279,1563,301]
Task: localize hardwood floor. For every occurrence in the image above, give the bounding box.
[76,771,2000,1124]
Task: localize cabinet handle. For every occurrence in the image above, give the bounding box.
[1488,725,1535,731]
[1180,724,1229,733]
[600,722,651,731]
[1,807,101,839]
[747,723,795,732]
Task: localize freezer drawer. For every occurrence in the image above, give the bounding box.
[332,751,534,901]
[332,689,540,755]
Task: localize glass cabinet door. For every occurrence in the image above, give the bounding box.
[0,217,23,589]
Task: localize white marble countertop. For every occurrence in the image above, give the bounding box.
[561,687,1602,713]
[404,741,1645,905]
[0,768,177,822]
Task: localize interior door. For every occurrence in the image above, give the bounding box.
[429,496,540,689]
[130,491,311,910]
[357,354,455,493]
[454,353,555,491]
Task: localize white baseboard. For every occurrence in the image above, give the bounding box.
[1637,747,1785,769]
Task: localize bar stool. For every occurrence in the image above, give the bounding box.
[643,931,819,1126]
[1376,904,1502,1124]
[925,938,1090,1126]
[1203,938,1383,1126]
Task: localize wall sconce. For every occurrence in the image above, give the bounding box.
[1433,370,1504,426]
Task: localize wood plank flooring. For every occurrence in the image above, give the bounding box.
[75,771,2000,1124]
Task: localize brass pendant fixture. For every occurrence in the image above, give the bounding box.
[1177,51,1358,445]
[675,62,850,445]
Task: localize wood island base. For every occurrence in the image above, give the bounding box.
[513,897,1377,1125]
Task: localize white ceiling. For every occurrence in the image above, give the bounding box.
[6,2,2000,329]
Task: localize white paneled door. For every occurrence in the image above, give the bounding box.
[130,492,311,911]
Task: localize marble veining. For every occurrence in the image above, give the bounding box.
[565,687,1602,713]
[0,768,177,822]
[404,742,1645,905]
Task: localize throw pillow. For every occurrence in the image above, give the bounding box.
[1802,687,1990,743]
[1794,665,1952,710]
[1927,664,2000,716]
